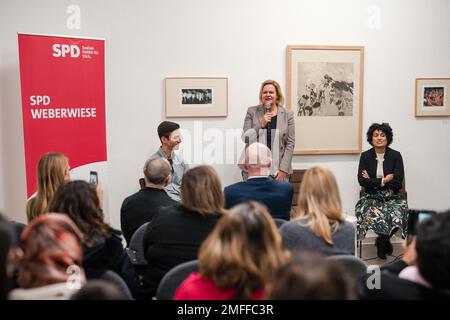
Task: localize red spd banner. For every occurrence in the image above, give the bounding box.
[18,34,107,198]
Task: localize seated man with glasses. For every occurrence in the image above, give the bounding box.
[153,121,189,202]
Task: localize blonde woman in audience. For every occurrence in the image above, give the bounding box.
[26,152,70,222]
[141,165,226,299]
[280,167,355,255]
[174,201,290,300]
[9,214,85,300]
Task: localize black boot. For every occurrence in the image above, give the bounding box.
[376,235,389,260]
[385,239,393,256]
[385,227,399,256]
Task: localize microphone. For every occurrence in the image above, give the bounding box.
[264,103,272,124]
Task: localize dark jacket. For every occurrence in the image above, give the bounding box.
[141,204,221,298]
[83,229,138,297]
[224,177,293,220]
[120,187,177,245]
[357,147,404,194]
[359,269,450,300]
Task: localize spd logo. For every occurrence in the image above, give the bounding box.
[52,44,80,58]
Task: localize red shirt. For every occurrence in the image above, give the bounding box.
[173,272,265,300]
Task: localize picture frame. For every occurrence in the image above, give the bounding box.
[414,78,450,117]
[165,77,228,117]
[286,45,364,154]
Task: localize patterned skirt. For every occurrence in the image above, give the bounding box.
[355,190,408,241]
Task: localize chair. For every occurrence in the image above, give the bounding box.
[97,270,133,300]
[126,221,150,266]
[289,169,306,208]
[155,260,199,300]
[325,255,367,281]
[273,218,287,229]
[357,179,407,258]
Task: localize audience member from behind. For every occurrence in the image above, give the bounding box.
[360,210,450,299]
[71,280,128,300]
[120,156,177,245]
[174,201,290,300]
[225,143,293,220]
[9,214,85,300]
[280,167,355,255]
[49,180,138,297]
[0,213,14,300]
[26,152,70,222]
[141,165,226,299]
[269,254,356,300]
[153,121,189,201]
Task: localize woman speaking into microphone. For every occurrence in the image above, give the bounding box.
[242,80,295,181]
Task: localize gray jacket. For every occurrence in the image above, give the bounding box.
[242,105,295,174]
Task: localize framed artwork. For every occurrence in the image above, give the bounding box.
[165,77,228,117]
[286,45,364,154]
[414,78,450,117]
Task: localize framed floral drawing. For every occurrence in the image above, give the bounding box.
[286,45,364,154]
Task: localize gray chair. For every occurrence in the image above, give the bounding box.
[126,221,150,266]
[325,255,367,281]
[155,260,199,300]
[273,218,287,229]
[97,270,133,300]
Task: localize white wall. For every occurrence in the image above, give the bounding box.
[1,0,449,227]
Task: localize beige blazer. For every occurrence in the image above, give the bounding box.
[242,105,295,174]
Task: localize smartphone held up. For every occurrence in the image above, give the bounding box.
[89,171,98,185]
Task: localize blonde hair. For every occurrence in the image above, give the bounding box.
[26,153,69,222]
[293,167,343,245]
[181,165,226,216]
[199,201,290,299]
[258,80,284,106]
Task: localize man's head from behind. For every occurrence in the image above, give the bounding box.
[143,156,172,187]
[416,210,450,291]
[244,143,272,177]
[157,121,181,150]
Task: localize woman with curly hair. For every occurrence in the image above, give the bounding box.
[355,123,408,259]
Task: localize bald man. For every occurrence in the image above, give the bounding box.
[224,143,293,220]
[120,157,177,245]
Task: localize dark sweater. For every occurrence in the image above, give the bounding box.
[280,218,355,255]
[141,204,222,298]
[83,229,138,297]
[120,187,177,245]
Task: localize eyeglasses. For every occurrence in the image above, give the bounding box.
[169,134,181,142]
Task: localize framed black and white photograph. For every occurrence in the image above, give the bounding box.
[165,77,228,117]
[286,45,364,154]
[415,78,450,117]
